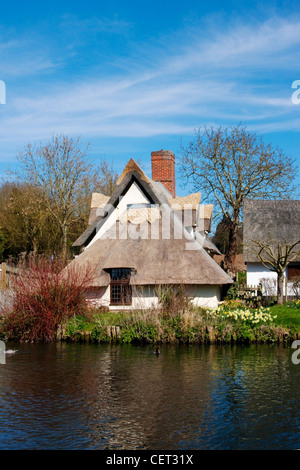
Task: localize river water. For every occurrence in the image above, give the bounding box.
[0,341,299,450]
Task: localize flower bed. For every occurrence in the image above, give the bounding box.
[208,305,277,325]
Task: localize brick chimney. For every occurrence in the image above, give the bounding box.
[151,150,175,198]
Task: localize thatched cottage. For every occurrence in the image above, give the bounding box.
[243,199,300,297]
[70,150,233,309]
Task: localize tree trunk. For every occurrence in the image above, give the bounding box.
[224,216,239,279]
[61,224,68,261]
[32,236,38,257]
[277,272,285,305]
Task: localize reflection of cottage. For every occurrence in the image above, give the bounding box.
[70,150,232,309]
[243,199,300,298]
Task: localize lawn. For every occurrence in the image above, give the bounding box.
[270,302,300,332]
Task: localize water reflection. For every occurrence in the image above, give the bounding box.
[0,342,299,449]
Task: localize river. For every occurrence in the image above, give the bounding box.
[0,341,299,450]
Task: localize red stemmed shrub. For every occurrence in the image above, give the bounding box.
[1,256,95,342]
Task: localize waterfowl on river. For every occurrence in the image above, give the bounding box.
[154,347,160,355]
[5,349,18,354]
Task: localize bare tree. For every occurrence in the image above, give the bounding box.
[180,125,298,276]
[247,238,300,304]
[11,135,118,260]
[95,160,119,196]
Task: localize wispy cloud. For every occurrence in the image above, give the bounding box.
[162,15,300,77]
[1,13,300,159]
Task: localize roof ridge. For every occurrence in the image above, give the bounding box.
[116,158,150,186]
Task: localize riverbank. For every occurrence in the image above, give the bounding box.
[1,299,299,345]
[58,301,300,345]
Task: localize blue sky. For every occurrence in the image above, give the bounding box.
[1,0,300,196]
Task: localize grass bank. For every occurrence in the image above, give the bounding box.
[60,300,300,345]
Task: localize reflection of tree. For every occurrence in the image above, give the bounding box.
[1,343,298,449]
[208,344,295,449]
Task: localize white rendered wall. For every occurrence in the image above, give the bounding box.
[85,284,221,310]
[246,262,293,296]
[85,285,159,310]
[188,285,221,309]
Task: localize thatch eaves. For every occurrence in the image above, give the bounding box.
[89,193,110,225]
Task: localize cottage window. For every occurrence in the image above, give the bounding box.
[109,268,132,305]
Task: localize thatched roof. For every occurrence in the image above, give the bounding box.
[89,193,110,225]
[169,193,201,210]
[243,199,300,262]
[90,193,110,208]
[117,158,151,186]
[69,223,232,287]
[213,254,246,272]
[203,237,222,255]
[70,158,233,286]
